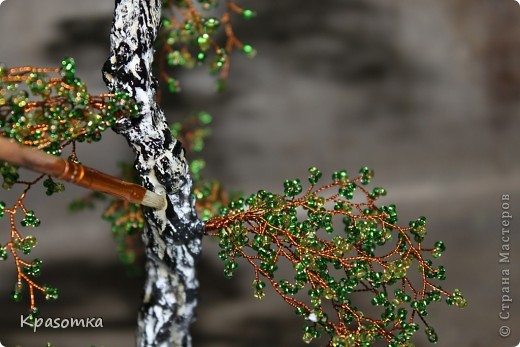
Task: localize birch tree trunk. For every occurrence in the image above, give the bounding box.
[102,1,203,346]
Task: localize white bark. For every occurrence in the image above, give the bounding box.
[102,1,203,346]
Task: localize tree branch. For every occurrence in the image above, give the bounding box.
[102,1,203,346]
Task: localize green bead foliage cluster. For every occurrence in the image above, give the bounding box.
[171,111,238,220]
[0,57,140,147]
[1,199,60,315]
[101,162,144,272]
[0,57,140,190]
[69,163,144,274]
[205,167,465,346]
[158,0,256,92]
[104,200,144,272]
[170,111,213,182]
[0,58,140,313]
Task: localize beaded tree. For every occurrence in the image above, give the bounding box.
[0,1,466,346]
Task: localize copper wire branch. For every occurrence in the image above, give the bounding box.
[0,138,166,209]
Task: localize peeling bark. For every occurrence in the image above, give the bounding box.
[102,1,203,346]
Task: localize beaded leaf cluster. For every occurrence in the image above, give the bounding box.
[205,167,466,346]
[158,0,256,93]
[0,57,139,317]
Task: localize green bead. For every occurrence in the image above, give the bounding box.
[432,240,446,258]
[197,34,211,51]
[61,57,75,72]
[425,328,438,343]
[370,187,387,200]
[167,78,181,93]
[253,288,265,300]
[198,111,212,125]
[24,258,42,277]
[189,159,206,180]
[22,235,38,254]
[456,297,468,308]
[307,167,322,184]
[397,308,407,320]
[1,162,20,190]
[252,279,266,290]
[167,51,185,66]
[11,289,23,302]
[197,52,206,62]
[223,260,238,279]
[44,286,59,301]
[242,9,255,20]
[242,44,257,58]
[302,332,313,344]
[333,169,348,182]
[204,17,220,29]
[0,247,7,261]
[43,178,65,195]
[283,178,303,197]
[162,18,172,28]
[21,211,40,227]
[359,166,375,185]
[434,240,445,251]
[25,306,39,324]
[60,57,76,84]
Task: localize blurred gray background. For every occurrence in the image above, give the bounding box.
[0,0,519,346]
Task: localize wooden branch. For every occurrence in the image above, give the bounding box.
[0,138,166,209]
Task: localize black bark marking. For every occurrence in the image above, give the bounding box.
[104,1,203,346]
